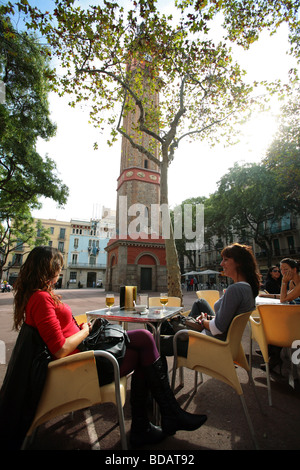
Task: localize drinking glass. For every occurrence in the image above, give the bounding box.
[160,293,168,312]
[106,293,115,311]
[139,294,149,313]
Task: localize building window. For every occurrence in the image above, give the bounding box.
[72,254,78,264]
[12,253,23,266]
[70,272,77,283]
[89,255,96,265]
[273,239,280,256]
[288,236,295,254]
[59,228,66,239]
[74,238,79,249]
[58,241,64,252]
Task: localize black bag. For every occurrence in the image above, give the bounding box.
[160,314,205,357]
[159,314,189,357]
[78,318,130,385]
[160,314,188,335]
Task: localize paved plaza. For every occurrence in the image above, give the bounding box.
[1,288,300,451]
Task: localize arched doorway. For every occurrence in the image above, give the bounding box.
[137,253,157,291]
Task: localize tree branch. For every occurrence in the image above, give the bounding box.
[78,66,163,144]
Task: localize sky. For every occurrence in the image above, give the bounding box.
[21,1,298,222]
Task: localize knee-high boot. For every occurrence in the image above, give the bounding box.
[146,357,207,436]
[129,372,166,447]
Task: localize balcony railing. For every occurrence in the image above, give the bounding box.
[255,246,300,258]
[68,262,106,269]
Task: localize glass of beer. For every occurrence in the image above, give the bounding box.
[160,293,168,312]
[106,293,115,311]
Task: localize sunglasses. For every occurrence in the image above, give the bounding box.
[272,269,280,273]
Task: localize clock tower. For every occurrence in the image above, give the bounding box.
[105,58,167,292]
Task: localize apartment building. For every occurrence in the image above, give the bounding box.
[5,218,71,288]
[4,208,116,289]
[182,213,300,287]
[68,218,108,288]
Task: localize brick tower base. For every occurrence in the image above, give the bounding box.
[105,236,167,292]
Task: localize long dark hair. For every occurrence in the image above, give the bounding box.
[266,266,282,284]
[221,243,260,298]
[280,258,300,273]
[13,246,64,330]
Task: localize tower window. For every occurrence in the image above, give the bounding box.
[144,159,148,169]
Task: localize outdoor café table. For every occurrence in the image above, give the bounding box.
[256,296,281,306]
[85,305,183,351]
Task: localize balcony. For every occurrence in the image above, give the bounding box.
[255,246,300,259]
[68,262,106,269]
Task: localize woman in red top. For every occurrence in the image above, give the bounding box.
[13,246,206,447]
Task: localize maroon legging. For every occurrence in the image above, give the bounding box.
[119,329,159,378]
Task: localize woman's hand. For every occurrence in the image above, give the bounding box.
[81,322,91,334]
[282,270,293,283]
[185,317,204,332]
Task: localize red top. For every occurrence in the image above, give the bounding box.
[25,290,80,356]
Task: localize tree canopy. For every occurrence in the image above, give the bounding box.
[0,13,69,277]
[263,87,300,211]
[0,14,69,215]
[4,0,299,293]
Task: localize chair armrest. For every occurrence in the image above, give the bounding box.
[48,350,94,368]
[93,350,121,387]
[173,329,229,370]
[173,329,227,351]
[49,350,122,390]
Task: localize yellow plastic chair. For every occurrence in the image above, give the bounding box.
[22,349,128,449]
[196,290,220,307]
[249,304,300,406]
[171,311,259,449]
[74,313,88,324]
[148,296,181,307]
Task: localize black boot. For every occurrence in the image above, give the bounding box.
[146,358,207,436]
[129,372,166,447]
[260,345,283,373]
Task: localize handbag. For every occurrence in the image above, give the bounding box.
[161,314,205,336]
[160,314,188,335]
[78,318,130,385]
[160,314,206,357]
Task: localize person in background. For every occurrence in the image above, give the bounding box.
[259,258,300,371]
[12,246,207,448]
[259,259,300,303]
[265,266,282,294]
[259,266,282,299]
[279,258,300,304]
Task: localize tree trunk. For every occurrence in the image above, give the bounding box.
[160,155,183,303]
